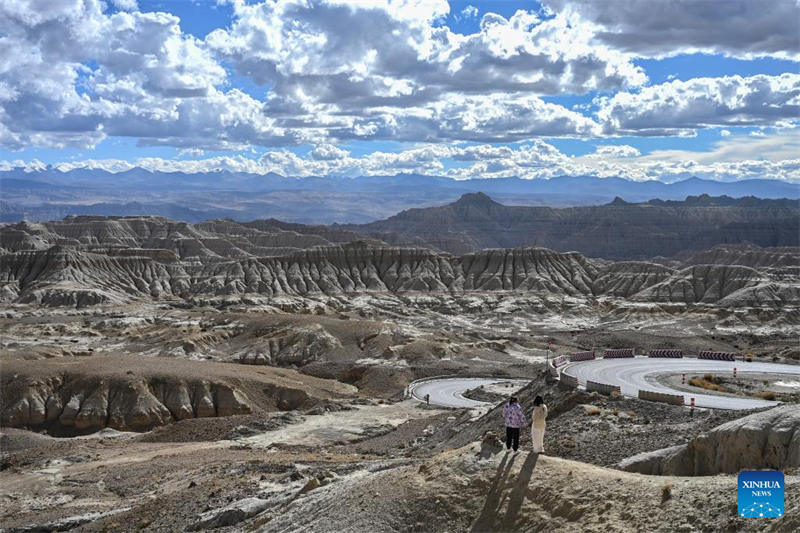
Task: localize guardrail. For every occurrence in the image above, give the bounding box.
[638,389,684,406]
[563,349,748,362]
[586,380,621,395]
[649,349,683,358]
[570,351,596,362]
[548,355,568,378]
[603,349,635,358]
[698,351,737,362]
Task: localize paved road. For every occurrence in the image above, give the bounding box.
[563,357,800,409]
[409,378,530,408]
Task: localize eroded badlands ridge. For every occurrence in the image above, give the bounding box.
[1,215,798,308]
[1,356,355,435]
[0,241,796,308]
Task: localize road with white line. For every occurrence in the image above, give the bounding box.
[409,378,530,408]
[563,357,800,409]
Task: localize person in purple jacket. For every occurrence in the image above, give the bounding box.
[502,396,527,452]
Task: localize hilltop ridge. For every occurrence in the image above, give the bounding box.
[343,193,800,259]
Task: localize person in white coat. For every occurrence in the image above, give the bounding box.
[531,395,547,454]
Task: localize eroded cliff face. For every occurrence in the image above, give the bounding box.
[591,262,675,297]
[1,374,250,435]
[0,216,396,260]
[1,215,798,309]
[452,248,597,294]
[0,357,355,435]
[0,243,602,303]
[190,244,458,295]
[1,241,798,310]
[632,265,765,304]
[0,247,189,306]
[620,406,800,475]
[681,245,800,269]
[237,324,344,366]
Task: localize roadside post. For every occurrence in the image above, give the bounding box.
[546,339,551,367]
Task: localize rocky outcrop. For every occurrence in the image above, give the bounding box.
[716,281,800,309]
[1,373,251,435]
[631,265,765,304]
[0,242,607,305]
[0,247,190,306]
[2,240,798,309]
[0,216,352,260]
[452,248,597,294]
[238,324,343,366]
[619,406,800,475]
[189,243,458,295]
[2,215,798,308]
[243,219,375,245]
[6,508,132,533]
[681,244,800,269]
[591,262,675,297]
[0,355,355,435]
[189,498,273,531]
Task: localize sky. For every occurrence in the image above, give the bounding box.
[0,0,799,182]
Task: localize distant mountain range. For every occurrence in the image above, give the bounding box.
[1,167,798,224]
[341,193,800,259]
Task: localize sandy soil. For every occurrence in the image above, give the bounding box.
[3,425,797,533]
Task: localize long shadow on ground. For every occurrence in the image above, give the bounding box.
[471,451,539,532]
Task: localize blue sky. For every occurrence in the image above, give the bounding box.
[1,0,798,182]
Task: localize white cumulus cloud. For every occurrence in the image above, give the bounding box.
[588,145,642,158]
[597,74,800,136]
[544,0,800,60]
[8,131,797,183]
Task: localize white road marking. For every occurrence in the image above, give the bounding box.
[563,357,800,409]
[409,378,530,408]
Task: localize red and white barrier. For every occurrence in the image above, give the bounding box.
[649,349,683,358]
[570,351,596,362]
[603,349,635,359]
[551,355,569,368]
[698,351,736,362]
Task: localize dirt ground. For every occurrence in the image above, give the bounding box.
[2,428,797,533]
[2,296,799,532]
[659,372,800,404]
